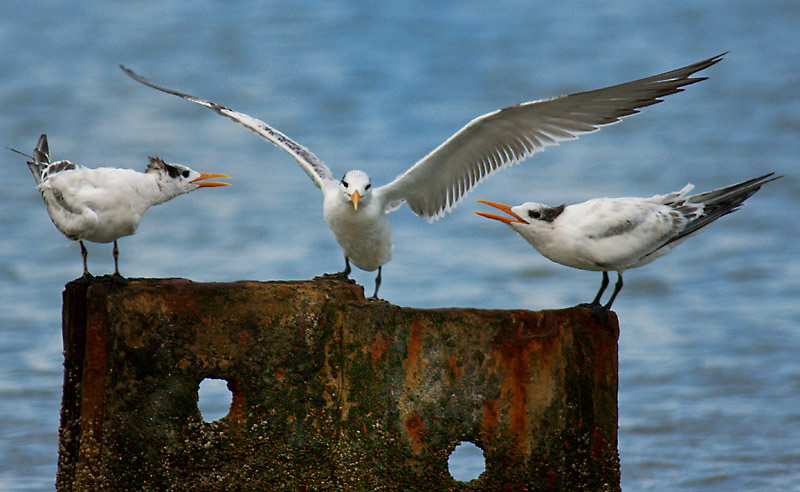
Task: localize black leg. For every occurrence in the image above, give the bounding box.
[603,272,624,311]
[370,266,382,300]
[591,271,610,305]
[79,240,91,278]
[113,240,120,275]
[111,241,126,283]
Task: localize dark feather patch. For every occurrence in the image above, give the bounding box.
[597,216,642,238]
[39,160,77,182]
[145,157,180,178]
[542,204,565,222]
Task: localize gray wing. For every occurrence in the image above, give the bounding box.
[120,66,336,189]
[376,53,725,220]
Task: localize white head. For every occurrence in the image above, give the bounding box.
[339,170,372,210]
[145,157,230,203]
[475,200,565,233]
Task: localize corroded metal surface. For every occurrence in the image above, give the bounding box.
[58,277,620,491]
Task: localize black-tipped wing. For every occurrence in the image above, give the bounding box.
[120,65,335,189]
[376,53,725,220]
[661,172,780,248]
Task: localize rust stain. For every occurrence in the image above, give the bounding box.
[591,318,619,383]
[404,412,426,455]
[225,378,248,422]
[402,320,425,389]
[481,399,499,441]
[445,354,461,385]
[591,426,609,465]
[545,469,558,489]
[81,292,110,448]
[370,331,389,364]
[237,330,251,347]
[492,312,562,453]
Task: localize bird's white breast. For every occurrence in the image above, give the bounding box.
[322,191,393,272]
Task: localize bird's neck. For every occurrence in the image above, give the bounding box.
[137,173,184,208]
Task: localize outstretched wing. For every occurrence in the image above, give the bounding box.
[120,66,336,189]
[376,53,725,221]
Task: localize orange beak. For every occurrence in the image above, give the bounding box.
[349,190,362,210]
[191,172,231,188]
[474,200,527,224]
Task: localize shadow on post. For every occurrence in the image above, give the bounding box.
[57,276,620,491]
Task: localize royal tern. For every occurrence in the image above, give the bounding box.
[476,173,780,315]
[11,134,230,279]
[120,53,723,299]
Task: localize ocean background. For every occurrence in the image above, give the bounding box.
[1,0,798,490]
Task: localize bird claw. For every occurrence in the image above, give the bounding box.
[79,272,94,282]
[109,272,129,286]
[69,273,94,287]
[585,302,609,321]
[322,271,350,280]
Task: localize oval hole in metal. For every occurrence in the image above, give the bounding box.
[197,378,232,422]
[448,441,485,482]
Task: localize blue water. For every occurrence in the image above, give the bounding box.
[1,1,799,490]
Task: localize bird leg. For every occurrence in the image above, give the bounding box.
[590,272,623,319]
[603,272,624,311]
[78,240,93,281]
[590,271,610,306]
[586,271,610,318]
[80,240,90,277]
[370,266,382,300]
[111,240,127,283]
[324,256,351,279]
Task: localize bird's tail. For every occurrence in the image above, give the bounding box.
[663,173,781,248]
[25,134,51,185]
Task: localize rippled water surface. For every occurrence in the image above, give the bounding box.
[1,1,799,490]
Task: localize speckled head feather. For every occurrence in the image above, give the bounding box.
[145,157,182,178]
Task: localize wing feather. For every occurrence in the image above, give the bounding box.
[120,66,335,189]
[376,53,725,220]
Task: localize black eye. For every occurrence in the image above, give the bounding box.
[365,183,371,190]
[182,170,190,178]
[529,210,541,219]
[341,180,349,188]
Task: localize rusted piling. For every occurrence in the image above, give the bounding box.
[57,276,620,491]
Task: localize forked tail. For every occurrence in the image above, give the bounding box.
[664,173,781,248]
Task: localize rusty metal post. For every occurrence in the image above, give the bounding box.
[57,277,620,491]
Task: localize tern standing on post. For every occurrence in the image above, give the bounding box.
[12,134,230,279]
[476,173,780,315]
[121,54,723,299]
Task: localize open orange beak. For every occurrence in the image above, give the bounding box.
[191,172,231,188]
[474,200,527,224]
[349,190,362,210]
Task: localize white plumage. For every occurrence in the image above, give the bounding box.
[476,173,780,314]
[121,53,723,298]
[13,134,230,278]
